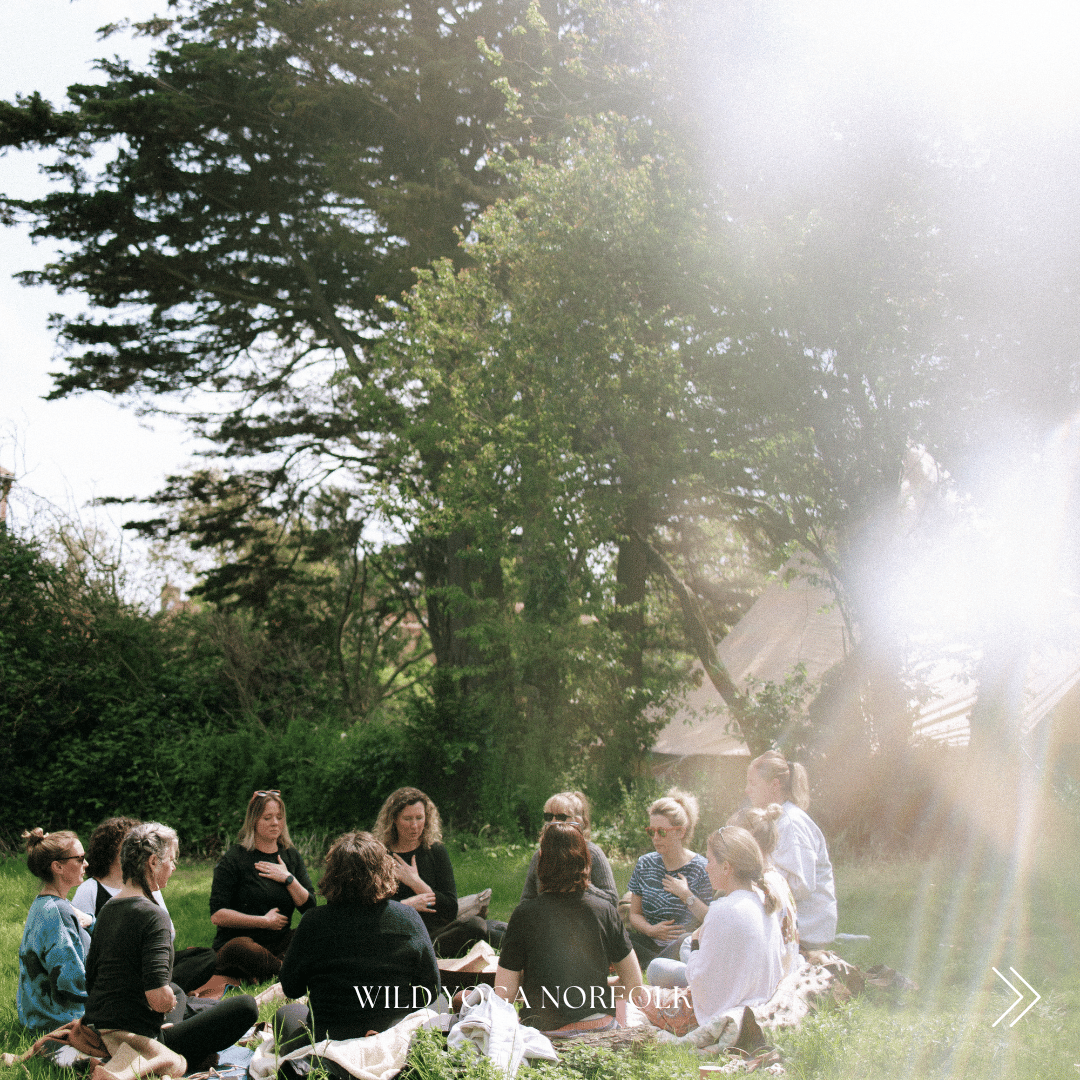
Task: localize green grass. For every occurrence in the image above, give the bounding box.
[4,828,1080,1079]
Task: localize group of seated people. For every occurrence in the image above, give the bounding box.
[16,750,836,1070]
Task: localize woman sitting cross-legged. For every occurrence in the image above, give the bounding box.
[17,827,93,1032]
[84,823,258,1075]
[272,831,441,1076]
[626,788,712,968]
[495,822,643,1033]
[375,787,494,957]
[645,825,784,1030]
[211,790,316,983]
[519,790,618,908]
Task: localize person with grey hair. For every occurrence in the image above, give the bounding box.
[85,824,257,1073]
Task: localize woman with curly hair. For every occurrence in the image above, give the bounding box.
[374,786,490,956]
[210,790,316,982]
[273,831,441,1058]
[72,817,144,919]
[495,822,642,1033]
[17,827,93,1031]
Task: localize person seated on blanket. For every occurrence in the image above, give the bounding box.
[649,806,799,988]
[375,786,498,957]
[17,827,93,1032]
[626,788,713,968]
[72,817,218,994]
[84,823,258,1075]
[519,790,619,908]
[272,830,441,1074]
[495,821,644,1033]
[645,825,784,1030]
[210,789,317,983]
[746,750,837,948]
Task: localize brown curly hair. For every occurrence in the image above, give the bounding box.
[373,787,442,850]
[86,817,141,880]
[23,828,80,883]
[320,832,398,904]
[537,822,591,895]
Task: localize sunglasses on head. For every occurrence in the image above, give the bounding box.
[252,789,281,800]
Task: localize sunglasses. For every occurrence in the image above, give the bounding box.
[55,854,88,863]
[251,789,282,800]
[645,826,681,838]
[543,812,574,823]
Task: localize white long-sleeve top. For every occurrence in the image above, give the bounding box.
[771,801,836,946]
[685,889,783,1025]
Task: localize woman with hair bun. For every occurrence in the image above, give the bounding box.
[85,823,257,1074]
[626,788,712,967]
[17,827,92,1031]
[745,751,836,947]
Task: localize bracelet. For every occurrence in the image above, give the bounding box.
[284,874,295,887]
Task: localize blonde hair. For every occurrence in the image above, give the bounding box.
[707,825,779,916]
[23,828,79,884]
[727,803,783,859]
[239,792,295,851]
[751,750,810,810]
[545,790,592,840]
[374,787,443,850]
[648,788,699,845]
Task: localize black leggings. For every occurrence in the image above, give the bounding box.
[159,991,258,1071]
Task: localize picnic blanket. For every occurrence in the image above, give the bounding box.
[249,1008,445,1080]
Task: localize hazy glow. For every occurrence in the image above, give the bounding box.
[797,0,1080,122]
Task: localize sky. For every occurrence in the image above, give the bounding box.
[0,0,195,532]
[3,0,1080,549]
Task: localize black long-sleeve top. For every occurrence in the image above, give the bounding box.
[280,900,441,1038]
[389,842,457,935]
[210,843,316,953]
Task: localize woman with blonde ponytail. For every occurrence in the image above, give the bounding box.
[727,804,799,974]
[647,826,784,1024]
[745,751,836,947]
[686,826,784,1024]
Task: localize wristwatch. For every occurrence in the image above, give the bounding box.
[283,874,295,887]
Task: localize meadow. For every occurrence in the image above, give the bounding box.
[3,828,1080,1080]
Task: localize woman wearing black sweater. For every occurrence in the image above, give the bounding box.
[374,787,490,957]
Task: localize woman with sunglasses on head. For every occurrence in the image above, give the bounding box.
[210,790,316,983]
[17,827,93,1032]
[519,791,618,907]
[626,789,712,968]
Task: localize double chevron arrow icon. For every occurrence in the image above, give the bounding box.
[991,967,1041,1027]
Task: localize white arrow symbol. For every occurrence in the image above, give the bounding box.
[991,967,1041,1027]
